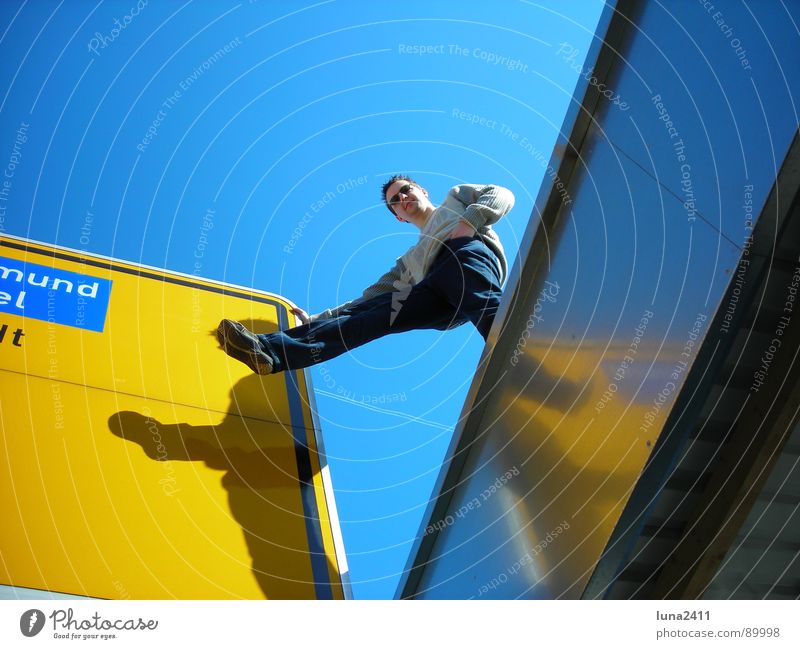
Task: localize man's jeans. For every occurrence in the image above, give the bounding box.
[258,235,503,373]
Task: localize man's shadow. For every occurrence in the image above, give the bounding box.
[108,318,340,599]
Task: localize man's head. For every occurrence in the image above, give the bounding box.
[381,175,434,225]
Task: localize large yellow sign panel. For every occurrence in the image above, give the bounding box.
[0,235,347,599]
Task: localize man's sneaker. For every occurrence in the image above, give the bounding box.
[216,319,274,375]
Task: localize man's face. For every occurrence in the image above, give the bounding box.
[385,180,429,221]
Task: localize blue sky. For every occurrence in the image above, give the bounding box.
[0,0,605,598]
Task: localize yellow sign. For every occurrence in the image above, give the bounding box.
[0,234,348,599]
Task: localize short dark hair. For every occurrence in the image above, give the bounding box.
[381,174,419,214]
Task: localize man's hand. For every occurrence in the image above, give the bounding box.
[448,220,477,240]
[291,307,310,325]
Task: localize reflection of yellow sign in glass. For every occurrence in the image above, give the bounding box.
[0,234,348,599]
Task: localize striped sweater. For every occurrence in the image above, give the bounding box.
[309,183,514,322]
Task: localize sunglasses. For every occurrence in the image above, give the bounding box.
[388,184,413,211]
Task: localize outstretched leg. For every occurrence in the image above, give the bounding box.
[224,279,458,374]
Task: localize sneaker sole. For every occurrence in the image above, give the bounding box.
[217,319,274,375]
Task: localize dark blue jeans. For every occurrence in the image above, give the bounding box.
[258,235,503,373]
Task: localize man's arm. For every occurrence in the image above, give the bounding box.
[449,184,515,231]
[307,255,409,323]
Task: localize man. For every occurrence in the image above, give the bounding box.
[217,176,514,375]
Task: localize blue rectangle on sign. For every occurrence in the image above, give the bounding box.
[0,256,112,332]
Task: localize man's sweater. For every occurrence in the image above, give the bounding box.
[309,183,515,322]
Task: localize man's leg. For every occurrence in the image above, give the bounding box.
[254,280,458,373]
[429,236,504,341]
